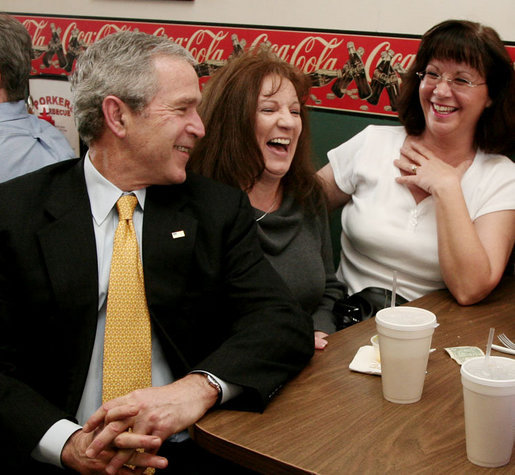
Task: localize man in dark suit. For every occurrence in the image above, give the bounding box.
[0,31,314,473]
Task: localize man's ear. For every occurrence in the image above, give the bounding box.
[102,95,129,138]
[0,72,8,103]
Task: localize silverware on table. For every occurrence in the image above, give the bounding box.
[497,333,515,350]
[491,344,515,356]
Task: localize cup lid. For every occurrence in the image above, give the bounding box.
[375,306,437,331]
[461,356,515,386]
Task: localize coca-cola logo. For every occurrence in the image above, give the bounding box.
[185,30,227,62]
[23,19,48,50]
[18,14,515,117]
[364,41,416,81]
[247,34,343,73]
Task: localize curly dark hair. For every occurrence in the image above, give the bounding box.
[188,48,325,212]
[396,19,515,155]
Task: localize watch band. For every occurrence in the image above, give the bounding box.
[190,371,223,405]
[204,373,223,405]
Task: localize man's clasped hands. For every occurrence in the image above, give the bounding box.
[61,374,217,474]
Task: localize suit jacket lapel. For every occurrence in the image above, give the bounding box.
[36,160,99,409]
[37,160,98,312]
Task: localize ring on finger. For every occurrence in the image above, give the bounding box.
[411,164,418,174]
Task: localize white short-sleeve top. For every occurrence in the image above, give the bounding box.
[327,125,515,301]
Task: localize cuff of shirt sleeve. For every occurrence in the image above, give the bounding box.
[31,419,82,468]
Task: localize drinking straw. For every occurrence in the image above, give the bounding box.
[485,327,495,362]
[391,270,397,308]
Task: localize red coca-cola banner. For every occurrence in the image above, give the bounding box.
[15,14,515,118]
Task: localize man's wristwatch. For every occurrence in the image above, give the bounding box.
[204,373,223,405]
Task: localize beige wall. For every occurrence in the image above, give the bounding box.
[2,0,514,41]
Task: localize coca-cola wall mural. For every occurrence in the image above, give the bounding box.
[16,14,515,120]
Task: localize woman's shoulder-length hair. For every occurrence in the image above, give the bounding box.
[189,47,325,212]
[396,19,515,155]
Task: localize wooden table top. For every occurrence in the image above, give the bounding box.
[193,276,515,474]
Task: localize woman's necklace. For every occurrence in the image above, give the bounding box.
[255,196,278,222]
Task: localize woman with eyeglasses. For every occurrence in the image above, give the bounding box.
[318,19,515,313]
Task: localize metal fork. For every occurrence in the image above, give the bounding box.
[497,333,515,350]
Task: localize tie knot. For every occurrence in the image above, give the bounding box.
[116,195,138,221]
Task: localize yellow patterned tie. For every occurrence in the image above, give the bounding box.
[103,195,152,403]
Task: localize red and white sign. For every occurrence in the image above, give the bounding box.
[15,14,515,119]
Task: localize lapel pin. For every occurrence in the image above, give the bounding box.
[171,230,186,239]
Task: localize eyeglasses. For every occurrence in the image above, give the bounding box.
[416,70,487,89]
